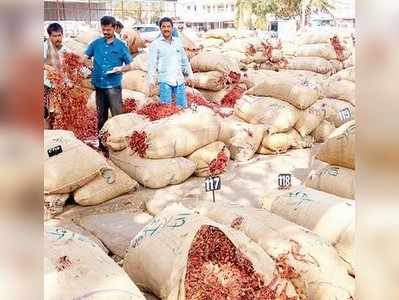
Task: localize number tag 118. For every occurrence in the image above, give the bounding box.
[278,174,291,190]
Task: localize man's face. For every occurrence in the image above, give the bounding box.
[49,31,63,49]
[101,24,115,39]
[160,22,173,39]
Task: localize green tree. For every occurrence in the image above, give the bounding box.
[235,0,334,29]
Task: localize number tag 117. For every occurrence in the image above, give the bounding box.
[204,176,221,202]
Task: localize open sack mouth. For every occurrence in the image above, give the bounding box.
[184,225,293,300]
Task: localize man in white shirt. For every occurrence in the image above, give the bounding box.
[147,17,194,108]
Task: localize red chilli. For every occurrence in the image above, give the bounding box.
[129,131,149,157]
[184,225,290,300]
[220,85,246,107]
[209,150,229,175]
[137,102,181,121]
[48,52,98,141]
[122,97,137,113]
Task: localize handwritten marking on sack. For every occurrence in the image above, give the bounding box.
[317,166,339,177]
[286,191,314,210]
[130,213,191,248]
[337,124,356,142]
[47,228,96,246]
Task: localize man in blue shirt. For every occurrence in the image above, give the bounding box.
[84,16,133,150]
[148,17,193,108]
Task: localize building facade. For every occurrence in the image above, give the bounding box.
[176,0,236,30]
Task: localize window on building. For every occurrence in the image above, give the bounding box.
[194,5,196,11]
[217,4,224,12]
[203,5,206,11]
[207,5,211,13]
[187,5,191,10]
[213,5,216,12]
[231,4,234,11]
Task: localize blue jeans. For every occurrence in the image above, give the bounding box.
[159,82,187,108]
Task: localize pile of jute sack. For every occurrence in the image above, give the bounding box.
[44,28,356,300]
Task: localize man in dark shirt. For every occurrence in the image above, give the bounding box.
[84,16,133,151]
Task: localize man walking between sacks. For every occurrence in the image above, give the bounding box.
[43,23,70,128]
[83,16,133,151]
[148,17,193,108]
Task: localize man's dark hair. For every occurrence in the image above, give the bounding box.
[116,21,124,29]
[159,17,173,28]
[100,16,116,27]
[47,23,63,36]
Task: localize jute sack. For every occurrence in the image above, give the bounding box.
[131,52,148,72]
[253,52,267,64]
[123,204,298,300]
[180,32,198,50]
[218,117,264,161]
[235,95,299,133]
[45,226,146,300]
[78,210,153,258]
[315,98,355,127]
[200,38,224,48]
[76,30,101,44]
[322,78,356,106]
[187,142,230,177]
[305,162,355,199]
[197,83,247,104]
[81,78,94,90]
[316,120,355,169]
[129,107,220,159]
[294,102,326,137]
[295,43,350,61]
[331,66,355,82]
[311,120,335,143]
[287,57,334,75]
[63,39,86,57]
[198,203,356,300]
[88,89,147,112]
[222,50,253,64]
[109,149,196,189]
[190,52,240,75]
[192,71,226,91]
[246,76,320,109]
[262,187,355,275]
[343,54,355,68]
[44,130,107,194]
[100,113,149,151]
[202,29,232,42]
[329,59,344,72]
[44,194,69,221]
[297,31,338,45]
[197,88,229,104]
[121,28,146,53]
[122,70,150,95]
[222,38,253,53]
[258,129,303,154]
[73,161,139,206]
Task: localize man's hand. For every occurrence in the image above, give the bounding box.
[186,79,194,87]
[44,64,56,73]
[110,66,123,74]
[149,83,157,96]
